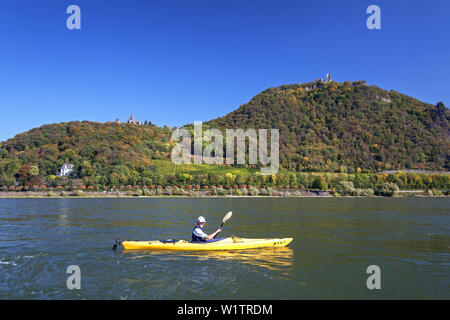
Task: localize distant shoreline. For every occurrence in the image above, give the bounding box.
[0,190,447,199]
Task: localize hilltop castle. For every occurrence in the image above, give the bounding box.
[127,113,142,125]
[304,73,332,91]
[115,113,142,125]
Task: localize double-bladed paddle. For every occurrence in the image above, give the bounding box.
[214,211,232,239]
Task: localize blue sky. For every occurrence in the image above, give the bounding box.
[0,0,449,142]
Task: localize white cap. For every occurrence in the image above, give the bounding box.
[197,216,206,223]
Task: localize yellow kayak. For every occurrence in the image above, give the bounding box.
[121,236,293,251]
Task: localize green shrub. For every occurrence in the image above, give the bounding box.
[356,188,374,196]
[75,190,84,197]
[375,182,399,197]
[135,189,143,196]
[216,188,228,196]
[250,188,259,196]
[337,181,355,195]
[172,186,183,195]
[259,188,268,196]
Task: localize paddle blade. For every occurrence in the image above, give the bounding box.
[222,211,233,224]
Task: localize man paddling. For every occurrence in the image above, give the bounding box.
[192,216,222,242]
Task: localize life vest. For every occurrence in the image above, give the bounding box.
[192,226,206,242]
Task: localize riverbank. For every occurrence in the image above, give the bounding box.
[0,189,447,198]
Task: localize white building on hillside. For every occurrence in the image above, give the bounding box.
[57,164,74,177]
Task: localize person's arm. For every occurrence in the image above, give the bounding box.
[206,228,222,240]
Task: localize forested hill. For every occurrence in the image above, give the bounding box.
[0,80,448,189]
[206,80,449,172]
[0,121,173,186]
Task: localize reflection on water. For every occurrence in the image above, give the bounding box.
[124,247,294,275]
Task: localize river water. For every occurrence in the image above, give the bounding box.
[0,197,448,299]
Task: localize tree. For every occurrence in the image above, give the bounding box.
[0,174,15,186]
[311,175,328,190]
[16,164,31,184]
[224,173,235,186]
[236,174,246,185]
[208,173,221,185]
[29,165,39,176]
[28,175,43,187]
[6,160,22,176]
